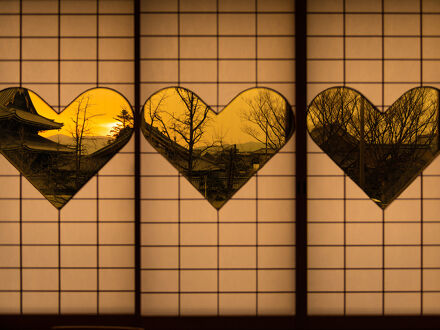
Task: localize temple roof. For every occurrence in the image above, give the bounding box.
[0,88,63,131]
[0,133,73,153]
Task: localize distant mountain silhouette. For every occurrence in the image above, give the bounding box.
[45,134,114,154]
[236,141,266,152]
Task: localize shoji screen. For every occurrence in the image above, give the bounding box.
[140,0,296,316]
[0,0,135,314]
[307,0,440,315]
[0,0,296,318]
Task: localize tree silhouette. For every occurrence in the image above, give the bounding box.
[143,88,213,178]
[167,87,211,178]
[240,89,292,154]
[144,90,169,137]
[67,94,102,187]
[109,106,134,139]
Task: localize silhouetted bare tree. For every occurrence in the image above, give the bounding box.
[67,95,102,187]
[145,90,170,138]
[240,89,291,153]
[168,88,211,177]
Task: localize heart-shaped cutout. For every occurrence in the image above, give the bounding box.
[308,86,439,209]
[141,87,295,209]
[0,87,134,209]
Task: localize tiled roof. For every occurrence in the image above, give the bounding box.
[0,87,63,130]
[0,132,73,153]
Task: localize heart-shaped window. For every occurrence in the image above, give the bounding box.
[142,87,295,209]
[0,87,134,209]
[308,86,439,208]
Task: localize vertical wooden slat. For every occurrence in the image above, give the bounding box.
[295,0,307,326]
